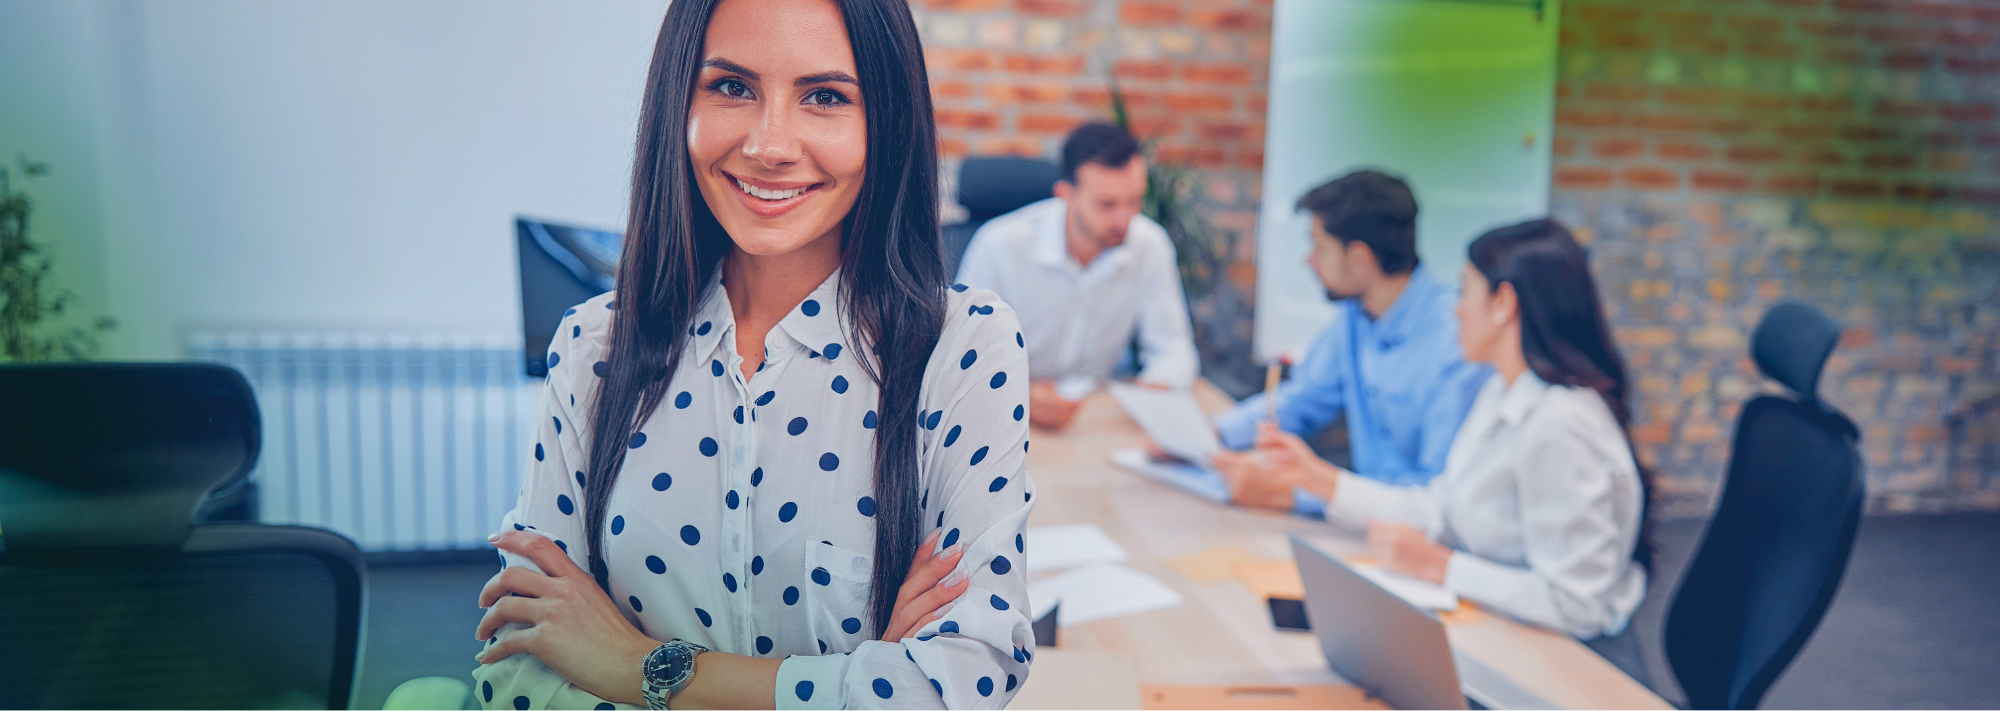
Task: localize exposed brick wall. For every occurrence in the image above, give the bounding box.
[1553,0,2000,516]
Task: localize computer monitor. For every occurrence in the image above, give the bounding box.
[516,217,621,377]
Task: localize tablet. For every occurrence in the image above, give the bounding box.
[1105,381,1223,465]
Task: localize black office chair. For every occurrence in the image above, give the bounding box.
[942,155,1061,276]
[1663,302,1865,710]
[0,363,367,710]
[517,217,623,377]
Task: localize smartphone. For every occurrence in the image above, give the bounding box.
[1267,596,1311,632]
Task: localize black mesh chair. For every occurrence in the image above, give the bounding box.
[1663,302,1865,710]
[0,363,366,710]
[942,155,1061,276]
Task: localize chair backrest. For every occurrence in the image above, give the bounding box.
[0,363,366,709]
[517,217,621,377]
[943,155,1061,275]
[1664,301,1865,710]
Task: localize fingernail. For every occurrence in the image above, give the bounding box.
[942,544,963,560]
[488,532,501,542]
[942,570,966,587]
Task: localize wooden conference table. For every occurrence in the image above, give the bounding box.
[1007,382,1670,710]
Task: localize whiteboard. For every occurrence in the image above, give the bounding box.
[1253,0,1562,361]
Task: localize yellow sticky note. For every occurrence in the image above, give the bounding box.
[1165,545,1257,585]
[1230,558,1306,600]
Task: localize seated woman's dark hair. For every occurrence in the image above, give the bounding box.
[1468,218,1651,569]
[583,0,944,637]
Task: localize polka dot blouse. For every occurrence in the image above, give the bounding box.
[473,268,1036,710]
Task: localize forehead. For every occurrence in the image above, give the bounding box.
[1072,158,1145,190]
[702,0,855,72]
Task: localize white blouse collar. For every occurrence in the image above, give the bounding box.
[1494,369,1553,426]
[685,266,860,365]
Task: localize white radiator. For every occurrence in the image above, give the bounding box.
[186,332,537,552]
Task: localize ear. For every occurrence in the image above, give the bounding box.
[1493,280,1521,323]
[1053,180,1074,201]
[1345,239,1383,278]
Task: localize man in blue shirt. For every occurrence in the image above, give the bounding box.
[1209,170,1489,515]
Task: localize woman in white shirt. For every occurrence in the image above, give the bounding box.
[1226,218,1650,643]
[469,0,1035,708]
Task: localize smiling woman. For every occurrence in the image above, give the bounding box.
[468,0,1036,709]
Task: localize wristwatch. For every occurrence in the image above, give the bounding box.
[640,639,708,710]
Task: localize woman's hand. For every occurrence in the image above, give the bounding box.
[475,530,657,706]
[880,529,969,642]
[1367,521,1452,585]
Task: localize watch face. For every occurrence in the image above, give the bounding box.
[664,655,692,679]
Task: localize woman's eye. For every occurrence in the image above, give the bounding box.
[712,79,752,99]
[803,88,849,107]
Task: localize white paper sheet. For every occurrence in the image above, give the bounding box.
[1027,563,1186,627]
[1351,561,1460,611]
[1105,381,1223,464]
[1024,523,1129,573]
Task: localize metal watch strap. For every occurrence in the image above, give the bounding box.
[640,639,708,710]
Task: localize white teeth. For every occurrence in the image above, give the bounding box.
[734,178,808,201]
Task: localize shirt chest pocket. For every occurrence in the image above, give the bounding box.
[803,541,874,654]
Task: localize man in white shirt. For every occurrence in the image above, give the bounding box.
[956,122,1199,429]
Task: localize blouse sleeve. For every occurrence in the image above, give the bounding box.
[775,291,1036,710]
[472,313,640,711]
[1323,471,1444,535]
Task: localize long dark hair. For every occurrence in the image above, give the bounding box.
[583,0,944,637]
[1468,218,1652,570]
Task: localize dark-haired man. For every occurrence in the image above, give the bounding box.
[957,122,1198,429]
[1210,170,1488,515]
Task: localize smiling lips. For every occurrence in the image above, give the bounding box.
[726,173,823,217]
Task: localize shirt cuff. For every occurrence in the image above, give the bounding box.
[1323,471,1391,527]
[1292,486,1327,518]
[1212,405,1258,450]
[776,654,850,710]
[1442,551,1516,611]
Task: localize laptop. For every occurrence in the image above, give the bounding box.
[1104,382,1231,504]
[1289,533,1555,710]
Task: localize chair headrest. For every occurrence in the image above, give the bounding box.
[957,156,1060,221]
[1751,301,1842,403]
[0,363,260,563]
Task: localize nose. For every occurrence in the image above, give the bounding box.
[742,101,802,168]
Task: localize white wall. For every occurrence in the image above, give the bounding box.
[1,0,670,359]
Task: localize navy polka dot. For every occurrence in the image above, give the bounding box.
[596,704,614,711]
[979,304,995,315]
[858,496,876,516]
[554,540,568,553]
[991,371,1007,388]
[674,391,692,409]
[863,410,878,429]
[696,608,712,627]
[784,586,800,604]
[556,494,574,515]
[951,283,968,292]
[553,416,562,434]
[653,472,672,491]
[820,453,840,471]
[699,437,718,457]
[573,325,581,338]
[801,299,821,317]
[756,390,776,406]
[1013,647,1026,663]
[593,361,609,378]
[751,467,764,486]
[646,555,666,574]
[726,490,740,509]
[926,411,943,430]
[482,681,493,703]
[1006,674,1018,692]
[629,595,644,612]
[932,679,944,696]
[978,677,995,697]
[547,352,560,369]
[779,502,799,522]
[534,442,544,461]
[1017,332,1024,347]
[711,360,724,377]
[564,307,577,317]
[575,471,586,489]
[796,681,814,701]
[942,528,961,548]
[969,304,981,316]
[788,417,809,436]
[733,405,744,424]
[681,525,700,545]
[812,568,832,585]
[944,425,962,447]
[756,635,773,654]
[971,446,990,465]
[831,375,849,394]
[514,695,530,710]
[939,620,960,634]
[751,555,764,574]
[611,515,625,535]
[824,343,843,360]
[1014,404,1025,421]
[819,639,828,653]
[696,320,713,336]
[873,679,895,699]
[991,594,1010,610]
[991,555,1012,575]
[629,432,647,449]
[960,349,978,369]
[989,476,1008,492]
[605,300,617,310]
[842,617,862,634]
[723,572,737,592]
[1016,533,1025,553]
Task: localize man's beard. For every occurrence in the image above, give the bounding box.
[1324,287,1361,302]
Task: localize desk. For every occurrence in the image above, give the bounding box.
[1012,383,1670,710]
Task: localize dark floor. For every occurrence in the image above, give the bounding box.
[357,514,2000,710]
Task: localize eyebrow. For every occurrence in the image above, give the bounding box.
[701,57,858,89]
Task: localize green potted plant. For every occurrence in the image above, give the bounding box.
[1,156,116,362]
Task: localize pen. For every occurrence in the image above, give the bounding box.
[1263,355,1286,424]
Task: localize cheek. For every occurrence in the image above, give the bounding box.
[813,119,868,186]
